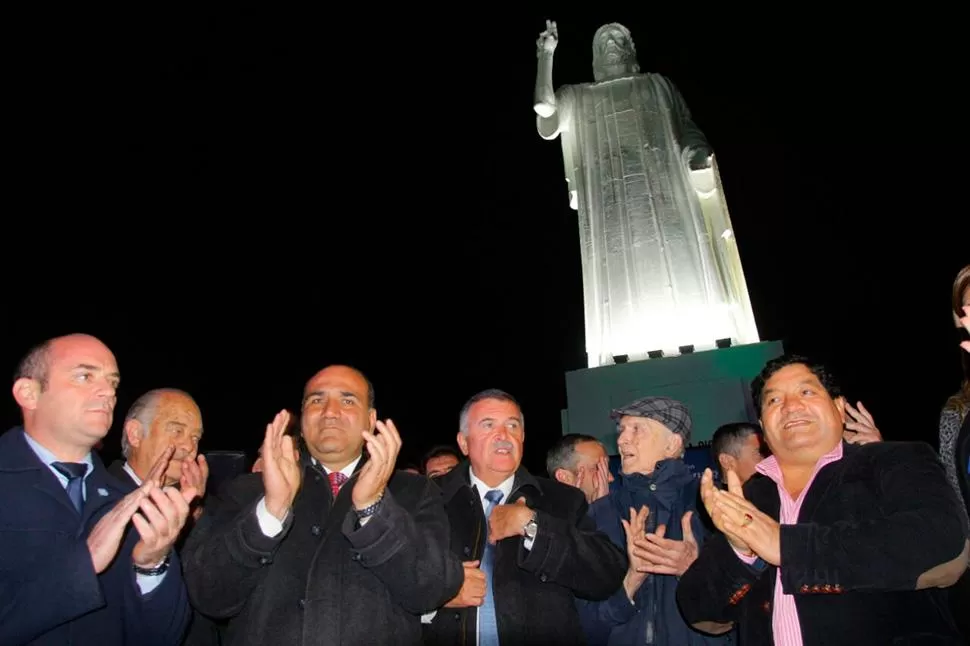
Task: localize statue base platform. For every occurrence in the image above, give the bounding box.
[560,341,784,458]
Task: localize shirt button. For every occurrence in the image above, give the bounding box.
[311,525,321,536]
[649,484,657,491]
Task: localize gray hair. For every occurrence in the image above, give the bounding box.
[121,388,195,458]
[458,388,523,435]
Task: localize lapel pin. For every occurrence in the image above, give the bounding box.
[97,488,109,497]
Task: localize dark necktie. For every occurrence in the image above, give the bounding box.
[51,461,88,513]
[328,471,348,498]
[480,489,504,646]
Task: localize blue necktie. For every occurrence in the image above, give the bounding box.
[51,462,88,514]
[480,489,504,646]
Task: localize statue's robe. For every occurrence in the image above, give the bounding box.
[538,73,759,366]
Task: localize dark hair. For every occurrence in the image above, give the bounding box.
[13,340,54,390]
[951,265,970,323]
[948,266,970,418]
[545,433,601,477]
[710,422,761,463]
[750,354,842,416]
[422,445,461,471]
[458,388,523,434]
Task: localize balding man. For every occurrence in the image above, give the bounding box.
[0,334,194,645]
[181,364,461,645]
[109,388,217,646]
[110,389,208,520]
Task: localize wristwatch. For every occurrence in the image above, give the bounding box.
[523,511,538,540]
[133,554,170,577]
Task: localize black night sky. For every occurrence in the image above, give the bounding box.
[4,9,965,476]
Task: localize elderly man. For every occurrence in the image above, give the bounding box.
[545,433,613,503]
[422,388,627,646]
[0,334,194,645]
[577,395,729,646]
[110,389,208,515]
[181,364,461,645]
[109,387,217,645]
[678,354,969,645]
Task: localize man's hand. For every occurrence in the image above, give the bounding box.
[180,453,209,501]
[638,511,699,576]
[620,505,650,600]
[443,560,487,608]
[576,456,611,503]
[487,497,534,544]
[352,420,401,510]
[701,468,752,555]
[131,484,196,568]
[708,469,781,565]
[87,482,154,573]
[262,410,303,521]
[844,400,882,445]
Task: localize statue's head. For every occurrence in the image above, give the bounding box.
[592,23,639,82]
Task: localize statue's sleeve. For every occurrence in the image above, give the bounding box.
[536,85,574,141]
[667,79,710,155]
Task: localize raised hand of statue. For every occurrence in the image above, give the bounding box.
[536,19,558,57]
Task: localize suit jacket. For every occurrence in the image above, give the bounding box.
[0,427,192,646]
[677,441,968,645]
[108,459,223,646]
[423,461,628,646]
[180,453,462,645]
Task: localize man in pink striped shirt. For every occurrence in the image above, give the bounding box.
[676,354,969,645]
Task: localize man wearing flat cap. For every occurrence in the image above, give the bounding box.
[577,396,731,645]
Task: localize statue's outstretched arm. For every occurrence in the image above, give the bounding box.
[534,20,561,138]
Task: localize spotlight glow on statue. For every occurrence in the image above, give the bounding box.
[534,21,759,367]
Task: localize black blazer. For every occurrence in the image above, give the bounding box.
[677,441,968,645]
[181,453,462,645]
[423,461,628,646]
[0,427,191,645]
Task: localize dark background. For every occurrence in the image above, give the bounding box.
[4,8,966,474]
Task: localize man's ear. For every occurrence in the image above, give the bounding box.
[368,408,377,431]
[666,432,684,458]
[553,468,574,485]
[718,453,736,474]
[834,396,847,424]
[12,378,40,410]
[456,431,469,456]
[124,419,145,450]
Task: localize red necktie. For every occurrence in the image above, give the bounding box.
[328,471,348,498]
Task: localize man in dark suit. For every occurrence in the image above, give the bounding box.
[109,388,219,645]
[180,364,461,645]
[422,388,628,646]
[0,333,195,645]
[677,354,969,645]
